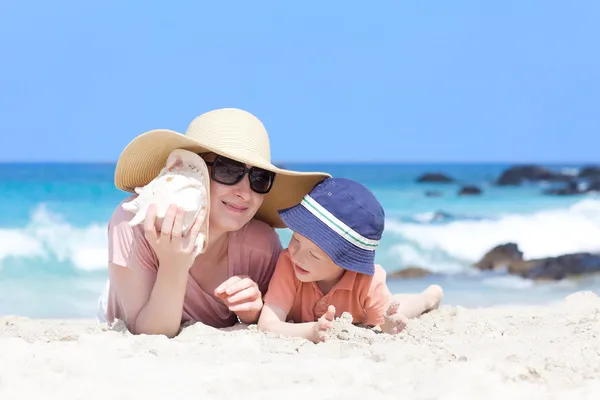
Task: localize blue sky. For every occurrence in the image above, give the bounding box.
[1,1,599,163]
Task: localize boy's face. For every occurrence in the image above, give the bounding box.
[288,233,344,283]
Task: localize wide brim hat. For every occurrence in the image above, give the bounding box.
[114,108,331,228]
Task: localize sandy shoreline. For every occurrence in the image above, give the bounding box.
[1,291,599,399]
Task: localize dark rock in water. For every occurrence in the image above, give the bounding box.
[388,267,432,279]
[542,180,582,196]
[578,166,600,179]
[477,242,600,280]
[542,178,600,195]
[587,179,600,192]
[539,165,600,195]
[416,173,454,183]
[418,211,482,223]
[458,185,482,196]
[508,253,600,280]
[429,211,454,222]
[496,165,570,186]
[425,190,443,197]
[474,243,524,270]
[505,260,533,276]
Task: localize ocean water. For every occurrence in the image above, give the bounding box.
[1,162,599,318]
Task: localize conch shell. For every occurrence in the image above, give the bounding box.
[122,149,210,255]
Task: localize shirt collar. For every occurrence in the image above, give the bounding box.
[311,270,357,295]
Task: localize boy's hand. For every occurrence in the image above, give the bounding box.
[215,275,263,323]
[313,305,336,342]
[381,301,409,335]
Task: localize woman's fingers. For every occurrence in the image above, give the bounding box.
[214,276,241,296]
[228,301,258,312]
[224,277,254,296]
[143,204,159,244]
[185,212,205,252]
[170,206,185,245]
[226,285,259,304]
[160,204,178,240]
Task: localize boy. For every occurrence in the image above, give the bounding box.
[258,177,443,343]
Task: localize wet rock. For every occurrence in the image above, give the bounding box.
[542,179,600,196]
[416,173,454,183]
[507,253,600,280]
[388,267,432,279]
[505,260,536,277]
[427,211,454,222]
[474,243,524,271]
[496,165,570,186]
[458,185,482,196]
[542,180,582,196]
[477,242,600,280]
[587,180,600,192]
[578,166,600,179]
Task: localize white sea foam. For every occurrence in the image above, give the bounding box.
[384,198,600,273]
[0,204,107,272]
[561,167,580,176]
[3,199,600,277]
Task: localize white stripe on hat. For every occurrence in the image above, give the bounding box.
[300,195,380,251]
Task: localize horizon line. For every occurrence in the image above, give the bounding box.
[0,160,599,166]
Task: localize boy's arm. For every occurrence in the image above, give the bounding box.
[257,303,321,343]
[362,265,393,330]
[257,250,318,341]
[258,250,335,343]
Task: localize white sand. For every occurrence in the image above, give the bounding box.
[1,291,599,400]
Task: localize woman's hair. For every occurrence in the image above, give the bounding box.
[198,152,215,160]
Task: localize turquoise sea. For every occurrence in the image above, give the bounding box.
[1,162,599,318]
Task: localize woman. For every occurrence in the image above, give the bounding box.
[101,108,329,337]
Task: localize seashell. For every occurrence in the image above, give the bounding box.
[122,149,210,255]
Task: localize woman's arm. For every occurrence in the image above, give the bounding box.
[129,264,190,337]
[106,197,172,333]
[110,204,204,338]
[214,220,284,324]
[108,235,190,338]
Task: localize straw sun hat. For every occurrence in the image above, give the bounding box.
[114,108,331,228]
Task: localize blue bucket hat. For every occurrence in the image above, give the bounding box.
[277,177,385,276]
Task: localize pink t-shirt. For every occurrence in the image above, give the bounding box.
[105,196,283,328]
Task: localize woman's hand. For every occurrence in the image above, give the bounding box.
[144,203,204,272]
[214,276,263,324]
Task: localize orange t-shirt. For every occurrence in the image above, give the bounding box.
[263,249,392,327]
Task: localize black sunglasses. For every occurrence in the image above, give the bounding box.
[204,155,276,194]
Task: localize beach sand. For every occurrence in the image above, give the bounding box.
[1,291,599,400]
